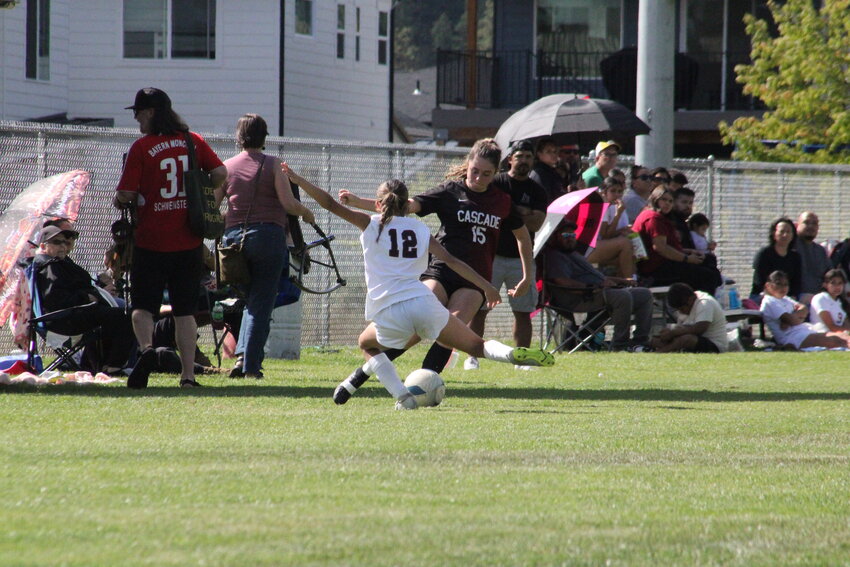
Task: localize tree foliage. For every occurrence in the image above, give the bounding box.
[719,0,850,163]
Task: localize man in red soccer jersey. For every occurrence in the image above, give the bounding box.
[114,88,227,389]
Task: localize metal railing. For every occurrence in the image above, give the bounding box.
[436,49,761,111]
[3,121,850,351]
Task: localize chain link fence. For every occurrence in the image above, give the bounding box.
[3,121,850,352]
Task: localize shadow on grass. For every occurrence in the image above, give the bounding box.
[3,383,850,403]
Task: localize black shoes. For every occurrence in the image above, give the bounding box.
[127,347,157,389]
[229,356,244,378]
[333,368,370,405]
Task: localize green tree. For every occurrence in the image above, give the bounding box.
[719,0,850,163]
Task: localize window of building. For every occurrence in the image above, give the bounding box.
[337,4,345,58]
[123,0,216,59]
[536,0,620,52]
[378,11,388,65]
[355,7,361,61]
[26,0,50,80]
[295,0,313,36]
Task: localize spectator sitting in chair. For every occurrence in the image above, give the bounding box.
[651,282,728,353]
[33,225,135,374]
[544,219,653,351]
[760,270,850,350]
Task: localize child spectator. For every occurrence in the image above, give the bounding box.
[808,269,850,334]
[651,282,728,353]
[687,213,716,255]
[760,270,850,349]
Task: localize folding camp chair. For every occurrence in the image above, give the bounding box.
[538,282,613,354]
[24,263,106,373]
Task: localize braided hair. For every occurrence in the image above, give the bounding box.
[375,179,409,241]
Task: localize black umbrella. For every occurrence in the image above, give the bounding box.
[494,94,651,158]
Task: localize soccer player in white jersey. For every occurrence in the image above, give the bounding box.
[282,164,554,409]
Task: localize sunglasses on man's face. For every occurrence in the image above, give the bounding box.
[636,174,653,181]
[47,238,72,246]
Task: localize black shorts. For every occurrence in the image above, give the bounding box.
[688,335,721,353]
[420,264,484,306]
[131,245,203,317]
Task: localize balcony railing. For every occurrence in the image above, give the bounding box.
[436,49,762,112]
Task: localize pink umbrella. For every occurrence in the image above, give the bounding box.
[0,170,90,325]
[532,187,609,258]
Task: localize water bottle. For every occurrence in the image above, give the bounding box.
[628,232,648,262]
[211,301,224,327]
[728,286,741,310]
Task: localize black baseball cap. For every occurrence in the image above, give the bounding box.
[510,139,536,154]
[125,87,172,111]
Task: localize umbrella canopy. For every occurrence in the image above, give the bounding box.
[533,187,608,259]
[0,170,90,325]
[495,94,651,159]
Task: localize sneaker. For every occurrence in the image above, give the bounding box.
[463,356,480,371]
[332,368,370,405]
[179,379,203,388]
[127,347,157,389]
[394,391,418,410]
[508,347,554,368]
[229,356,244,379]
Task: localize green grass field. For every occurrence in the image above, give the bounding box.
[2,348,849,566]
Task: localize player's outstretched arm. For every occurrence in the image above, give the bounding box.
[282,163,370,231]
[427,236,501,309]
[340,189,422,215]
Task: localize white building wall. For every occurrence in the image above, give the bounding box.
[284,0,391,142]
[0,0,69,120]
[1,0,391,142]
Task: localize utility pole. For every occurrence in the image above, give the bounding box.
[466,0,477,109]
[635,0,676,167]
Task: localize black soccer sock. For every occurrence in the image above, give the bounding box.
[348,348,407,388]
[421,343,453,373]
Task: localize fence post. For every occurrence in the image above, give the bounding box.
[37,129,47,178]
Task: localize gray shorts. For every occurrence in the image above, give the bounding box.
[486,255,538,313]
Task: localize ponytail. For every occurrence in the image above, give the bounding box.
[376,179,409,241]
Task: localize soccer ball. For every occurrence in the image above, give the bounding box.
[404,369,446,407]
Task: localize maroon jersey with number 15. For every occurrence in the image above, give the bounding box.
[414,180,523,281]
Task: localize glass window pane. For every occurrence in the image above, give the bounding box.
[378,39,387,65]
[296,0,313,35]
[27,0,50,79]
[338,4,345,30]
[378,11,388,37]
[536,0,620,52]
[124,0,166,59]
[337,33,345,59]
[172,0,216,59]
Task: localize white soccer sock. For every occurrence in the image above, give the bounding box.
[360,361,373,376]
[364,353,408,399]
[482,340,515,363]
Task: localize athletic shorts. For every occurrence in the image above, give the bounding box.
[687,335,721,353]
[484,255,537,312]
[420,264,485,306]
[131,245,203,317]
[372,294,451,349]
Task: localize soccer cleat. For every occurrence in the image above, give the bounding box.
[508,347,555,368]
[332,368,371,405]
[394,391,418,410]
[463,356,480,370]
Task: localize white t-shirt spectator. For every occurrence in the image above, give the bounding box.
[808,291,847,333]
[676,290,728,352]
